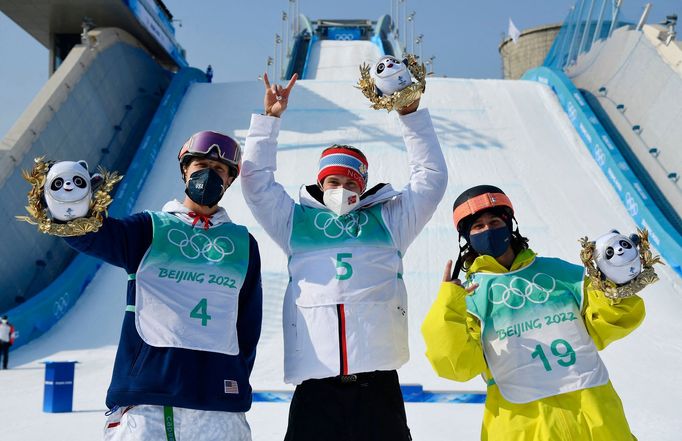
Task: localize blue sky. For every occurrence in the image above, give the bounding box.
[1,0,679,137]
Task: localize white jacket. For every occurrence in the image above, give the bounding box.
[241,109,447,384]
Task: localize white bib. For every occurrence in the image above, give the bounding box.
[135,212,249,355]
[466,258,609,403]
[289,204,400,307]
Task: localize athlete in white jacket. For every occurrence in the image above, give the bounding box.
[241,73,447,441]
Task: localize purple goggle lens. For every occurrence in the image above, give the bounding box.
[178,131,241,170]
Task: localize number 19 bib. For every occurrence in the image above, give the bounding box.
[135,212,249,355]
[466,257,609,403]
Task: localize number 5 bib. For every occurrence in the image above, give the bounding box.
[288,204,400,306]
[135,212,249,355]
[466,257,609,403]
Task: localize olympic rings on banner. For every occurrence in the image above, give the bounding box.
[488,273,556,309]
[334,33,355,40]
[167,229,235,262]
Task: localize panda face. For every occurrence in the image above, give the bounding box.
[372,56,407,79]
[603,238,637,266]
[371,56,411,95]
[45,162,91,203]
[594,231,641,284]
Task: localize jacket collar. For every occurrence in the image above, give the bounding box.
[299,182,400,210]
[467,249,537,276]
[161,199,232,228]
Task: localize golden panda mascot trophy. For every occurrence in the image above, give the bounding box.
[580,229,663,300]
[356,54,426,112]
[16,157,122,236]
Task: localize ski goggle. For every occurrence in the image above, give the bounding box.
[178,131,242,175]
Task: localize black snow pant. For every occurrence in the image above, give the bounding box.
[0,342,10,369]
[284,370,412,441]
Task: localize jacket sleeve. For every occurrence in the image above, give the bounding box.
[382,108,448,253]
[421,282,487,382]
[63,212,152,274]
[582,279,646,350]
[237,234,263,375]
[241,114,296,253]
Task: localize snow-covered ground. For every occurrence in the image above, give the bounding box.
[2,73,681,440]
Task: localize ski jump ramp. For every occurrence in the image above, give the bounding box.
[4,77,682,440]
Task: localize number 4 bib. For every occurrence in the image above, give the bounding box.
[134,212,249,355]
[466,258,609,403]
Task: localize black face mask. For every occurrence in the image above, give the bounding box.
[185,168,225,207]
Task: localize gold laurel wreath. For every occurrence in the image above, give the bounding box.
[15,156,123,237]
[356,54,427,112]
[579,228,663,300]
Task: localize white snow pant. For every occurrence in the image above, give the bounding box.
[103,404,252,441]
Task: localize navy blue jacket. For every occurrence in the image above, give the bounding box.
[65,211,262,412]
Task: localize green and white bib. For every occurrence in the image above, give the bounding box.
[135,212,250,355]
[466,257,609,403]
[289,204,400,307]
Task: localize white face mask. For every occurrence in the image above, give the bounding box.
[323,188,360,216]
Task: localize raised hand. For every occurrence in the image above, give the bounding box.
[263,72,298,118]
[443,259,478,293]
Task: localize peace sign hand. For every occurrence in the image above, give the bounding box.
[263,72,297,118]
[443,259,478,294]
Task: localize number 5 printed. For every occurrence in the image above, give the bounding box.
[335,253,353,280]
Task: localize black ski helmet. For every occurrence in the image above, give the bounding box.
[451,185,517,278]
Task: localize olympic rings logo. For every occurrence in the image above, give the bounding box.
[313,211,369,239]
[333,33,355,41]
[488,273,556,310]
[624,192,638,216]
[167,229,235,262]
[53,292,71,318]
[593,145,606,167]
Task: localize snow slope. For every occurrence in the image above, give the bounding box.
[305,40,381,80]
[2,76,681,440]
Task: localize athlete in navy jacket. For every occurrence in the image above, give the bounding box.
[63,131,262,440]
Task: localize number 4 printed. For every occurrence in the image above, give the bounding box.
[190,298,212,326]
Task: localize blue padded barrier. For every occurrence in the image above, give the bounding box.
[523,67,682,277]
[5,68,208,350]
[253,384,486,404]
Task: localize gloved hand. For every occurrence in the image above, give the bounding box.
[44,160,102,221]
[594,230,642,285]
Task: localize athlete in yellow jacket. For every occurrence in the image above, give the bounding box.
[422,185,645,441]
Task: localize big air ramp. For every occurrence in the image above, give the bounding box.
[3,78,682,440]
[305,40,382,79]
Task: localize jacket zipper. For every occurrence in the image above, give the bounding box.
[336,304,348,375]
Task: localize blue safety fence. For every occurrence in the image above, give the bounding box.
[544,0,627,71]
[523,67,682,277]
[253,384,486,404]
[5,67,208,351]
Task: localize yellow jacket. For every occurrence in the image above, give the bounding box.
[421,249,645,441]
